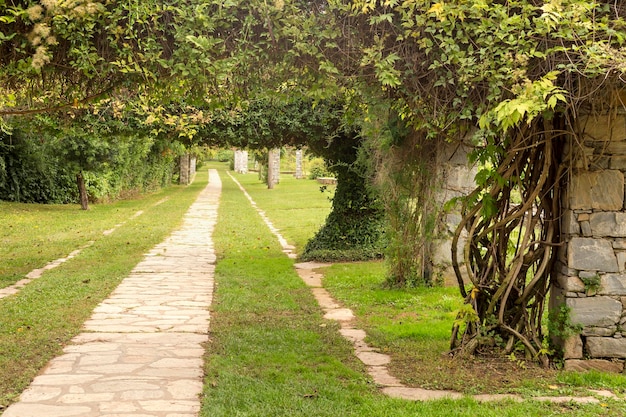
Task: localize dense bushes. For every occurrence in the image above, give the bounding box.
[0,128,176,204]
[300,161,386,261]
[0,131,76,203]
[302,129,386,262]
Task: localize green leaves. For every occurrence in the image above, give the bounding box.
[479,72,568,131]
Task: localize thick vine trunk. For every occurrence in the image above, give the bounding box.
[302,130,385,262]
[76,171,89,210]
[449,117,565,367]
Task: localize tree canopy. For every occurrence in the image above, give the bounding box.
[3,0,626,364]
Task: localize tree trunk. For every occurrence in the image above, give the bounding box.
[76,171,89,210]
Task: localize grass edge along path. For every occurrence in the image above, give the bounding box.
[0,190,174,291]
[201,167,621,417]
[0,198,172,300]
[0,171,209,411]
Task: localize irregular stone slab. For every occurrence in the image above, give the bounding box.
[339,328,367,344]
[568,237,619,272]
[590,212,626,237]
[600,274,626,295]
[570,170,624,211]
[382,386,463,401]
[582,326,617,337]
[369,366,403,386]
[323,308,355,321]
[311,288,341,309]
[356,351,391,366]
[589,389,619,399]
[473,394,523,402]
[19,387,62,402]
[587,337,626,359]
[294,261,332,270]
[563,335,584,359]
[566,296,622,328]
[534,396,600,404]
[295,270,323,287]
[556,275,585,293]
[563,210,581,235]
[1,403,92,417]
[617,252,626,272]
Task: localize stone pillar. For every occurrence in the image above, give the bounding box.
[431,141,477,285]
[189,155,196,179]
[233,150,241,172]
[179,154,195,185]
[267,148,280,189]
[552,110,626,373]
[234,150,248,174]
[294,149,304,179]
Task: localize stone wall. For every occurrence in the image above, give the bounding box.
[552,111,626,373]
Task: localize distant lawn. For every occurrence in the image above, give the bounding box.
[202,166,626,417]
[230,172,333,252]
[0,171,208,410]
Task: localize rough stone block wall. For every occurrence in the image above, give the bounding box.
[552,111,626,372]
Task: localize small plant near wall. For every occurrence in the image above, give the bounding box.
[580,273,601,294]
[548,305,583,341]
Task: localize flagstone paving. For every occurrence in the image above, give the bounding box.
[2,170,221,417]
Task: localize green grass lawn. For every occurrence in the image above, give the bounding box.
[202,166,626,416]
[0,170,209,410]
[2,165,626,416]
[0,182,181,290]
[229,171,334,251]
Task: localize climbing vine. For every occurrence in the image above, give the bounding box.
[341,0,626,363]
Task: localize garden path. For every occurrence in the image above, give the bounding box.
[2,168,618,416]
[227,171,618,405]
[2,170,220,417]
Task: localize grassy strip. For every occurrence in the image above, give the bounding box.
[202,167,620,416]
[322,263,626,402]
[0,171,208,409]
[230,172,333,251]
[0,181,184,289]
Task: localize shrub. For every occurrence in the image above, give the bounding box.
[307,158,330,179]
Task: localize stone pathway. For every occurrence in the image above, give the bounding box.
[2,171,220,417]
[227,171,619,405]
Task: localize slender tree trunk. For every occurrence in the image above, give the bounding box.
[76,171,89,210]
